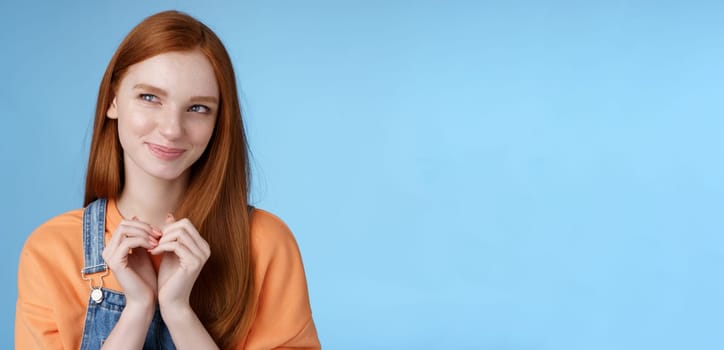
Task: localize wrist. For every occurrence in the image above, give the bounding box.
[125,293,156,309]
[159,301,194,325]
[103,299,156,349]
[121,301,156,324]
[124,287,157,310]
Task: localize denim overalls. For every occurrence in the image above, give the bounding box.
[80,198,176,349]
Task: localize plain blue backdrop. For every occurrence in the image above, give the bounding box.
[2,0,723,348]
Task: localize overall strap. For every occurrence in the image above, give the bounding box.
[82,198,108,275]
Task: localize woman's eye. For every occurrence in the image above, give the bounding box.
[139,93,157,102]
[188,104,211,113]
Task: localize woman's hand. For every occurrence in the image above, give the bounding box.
[102,216,161,308]
[150,214,211,312]
[149,215,218,349]
[101,217,162,349]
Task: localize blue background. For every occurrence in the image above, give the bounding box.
[2,1,723,348]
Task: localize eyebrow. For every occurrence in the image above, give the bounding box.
[133,83,219,105]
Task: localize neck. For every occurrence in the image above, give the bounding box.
[117,173,189,228]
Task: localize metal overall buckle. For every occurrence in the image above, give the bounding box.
[81,266,109,303]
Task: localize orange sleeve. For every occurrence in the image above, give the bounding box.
[15,235,63,350]
[242,210,321,350]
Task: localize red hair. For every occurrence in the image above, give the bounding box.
[84,10,255,347]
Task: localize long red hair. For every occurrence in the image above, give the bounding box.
[84,10,255,347]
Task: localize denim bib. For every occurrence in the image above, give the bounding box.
[79,198,176,349]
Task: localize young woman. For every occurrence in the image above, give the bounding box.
[15,11,320,349]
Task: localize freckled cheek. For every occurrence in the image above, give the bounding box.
[119,110,158,136]
[187,120,216,146]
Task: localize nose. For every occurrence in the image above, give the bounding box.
[158,108,183,140]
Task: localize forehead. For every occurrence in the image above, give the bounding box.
[119,50,219,98]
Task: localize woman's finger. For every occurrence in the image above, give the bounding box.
[151,232,205,261]
[149,240,204,272]
[107,225,158,252]
[122,217,162,238]
[156,227,206,258]
[107,236,157,265]
[106,219,158,254]
[177,218,210,256]
[161,218,210,257]
[105,225,158,259]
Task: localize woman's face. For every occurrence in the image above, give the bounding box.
[107,50,219,183]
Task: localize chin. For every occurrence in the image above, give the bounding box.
[146,167,189,182]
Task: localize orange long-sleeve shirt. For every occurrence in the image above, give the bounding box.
[15,199,320,349]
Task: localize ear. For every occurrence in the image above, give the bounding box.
[106,97,118,119]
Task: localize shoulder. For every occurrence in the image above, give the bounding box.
[20,208,85,264]
[18,207,86,302]
[249,208,304,266]
[250,208,299,252]
[243,208,319,349]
